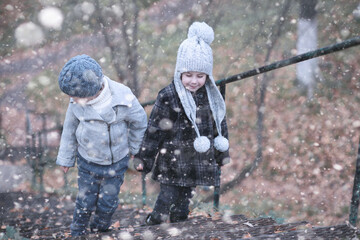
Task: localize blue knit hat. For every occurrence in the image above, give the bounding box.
[58,54,103,97]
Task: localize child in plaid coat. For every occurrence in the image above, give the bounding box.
[134,22,230,225]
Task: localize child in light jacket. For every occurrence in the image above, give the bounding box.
[56,54,147,236]
[134,22,230,225]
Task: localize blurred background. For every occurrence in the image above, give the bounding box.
[1,0,360,227]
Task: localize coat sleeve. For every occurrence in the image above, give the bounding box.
[56,103,79,167]
[134,91,172,173]
[215,116,231,166]
[125,97,148,156]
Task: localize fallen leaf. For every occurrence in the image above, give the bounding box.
[212,212,222,221]
[112,221,120,228]
[9,207,23,213]
[243,232,252,238]
[305,223,312,228]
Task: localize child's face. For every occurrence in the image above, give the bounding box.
[72,84,103,105]
[72,96,93,105]
[181,71,207,92]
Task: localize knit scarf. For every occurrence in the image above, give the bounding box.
[87,76,115,123]
[174,73,229,153]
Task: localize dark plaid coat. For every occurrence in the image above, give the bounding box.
[135,81,230,187]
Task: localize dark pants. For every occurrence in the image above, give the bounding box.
[70,154,129,236]
[152,184,193,222]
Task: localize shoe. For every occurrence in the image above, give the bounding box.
[145,213,162,225]
[71,231,88,238]
[169,205,188,223]
[170,214,188,223]
[90,226,111,233]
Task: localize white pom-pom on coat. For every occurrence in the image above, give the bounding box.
[214,136,229,152]
[194,136,211,153]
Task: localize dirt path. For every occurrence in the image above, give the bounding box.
[0,191,357,239]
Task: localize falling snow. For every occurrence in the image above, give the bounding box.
[38,7,64,30]
[15,22,44,46]
[1,0,360,239]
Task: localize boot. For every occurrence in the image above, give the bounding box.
[145,212,163,225]
[169,205,188,223]
[169,213,188,223]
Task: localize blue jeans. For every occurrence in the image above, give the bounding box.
[152,184,193,222]
[70,154,129,236]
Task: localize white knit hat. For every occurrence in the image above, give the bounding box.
[173,22,229,153]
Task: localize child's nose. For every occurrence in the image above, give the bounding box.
[190,77,197,83]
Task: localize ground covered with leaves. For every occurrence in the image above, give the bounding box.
[0,191,358,240]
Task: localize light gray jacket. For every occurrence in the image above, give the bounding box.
[56,79,147,167]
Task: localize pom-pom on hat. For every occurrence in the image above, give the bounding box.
[58,54,103,98]
[173,22,229,153]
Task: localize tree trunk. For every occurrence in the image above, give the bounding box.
[353,2,360,19]
[296,0,321,99]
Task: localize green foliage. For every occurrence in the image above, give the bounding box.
[260,210,285,224]
[336,205,349,218]
[137,0,161,9]
[0,226,28,240]
[0,78,13,100]
[228,195,293,224]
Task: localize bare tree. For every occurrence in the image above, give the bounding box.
[94,0,141,96]
[202,1,293,202]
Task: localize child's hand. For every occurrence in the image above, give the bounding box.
[136,164,143,171]
[133,157,144,172]
[62,166,70,173]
